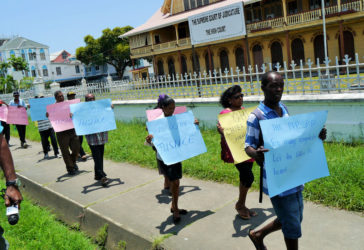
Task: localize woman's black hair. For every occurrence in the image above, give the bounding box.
[219,85,242,108]
[54,90,62,98]
[160,95,175,108]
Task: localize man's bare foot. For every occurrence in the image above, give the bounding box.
[248,229,267,250]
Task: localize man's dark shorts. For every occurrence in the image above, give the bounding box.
[271,191,303,239]
[157,159,182,181]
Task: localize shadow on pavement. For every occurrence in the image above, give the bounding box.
[155,185,201,204]
[81,178,124,194]
[156,209,214,235]
[56,170,90,182]
[232,207,275,238]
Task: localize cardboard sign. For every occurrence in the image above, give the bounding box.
[218,106,257,163]
[147,111,207,165]
[260,111,330,197]
[70,99,116,135]
[146,106,187,121]
[6,106,28,125]
[0,105,8,122]
[29,97,55,121]
[46,99,80,132]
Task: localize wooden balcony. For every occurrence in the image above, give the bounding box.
[247,0,363,32]
[131,38,191,57]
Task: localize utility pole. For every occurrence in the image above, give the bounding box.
[321,0,329,75]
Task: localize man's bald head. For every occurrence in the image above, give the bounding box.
[261,71,283,88]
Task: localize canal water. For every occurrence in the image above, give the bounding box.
[113,100,364,143]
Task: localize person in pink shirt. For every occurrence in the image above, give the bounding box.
[217,85,257,220]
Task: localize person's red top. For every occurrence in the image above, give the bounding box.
[219,107,254,163]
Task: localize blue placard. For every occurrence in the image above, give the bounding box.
[70,99,116,136]
[147,111,207,165]
[29,97,55,121]
[260,110,330,197]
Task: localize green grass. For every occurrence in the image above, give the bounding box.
[0,183,97,249]
[11,120,364,212]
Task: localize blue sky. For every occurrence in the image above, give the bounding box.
[1,0,164,54]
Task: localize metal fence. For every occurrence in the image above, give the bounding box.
[1,54,363,103]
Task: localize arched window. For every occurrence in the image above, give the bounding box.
[253,44,263,69]
[42,65,48,77]
[235,47,245,71]
[314,35,325,64]
[192,54,200,73]
[157,60,164,76]
[181,56,188,76]
[167,58,176,77]
[291,38,305,64]
[220,50,229,71]
[205,52,214,73]
[338,30,355,61]
[270,41,283,66]
[31,65,37,77]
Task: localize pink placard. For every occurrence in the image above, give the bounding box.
[47,99,80,132]
[6,106,28,125]
[146,106,187,121]
[0,105,8,122]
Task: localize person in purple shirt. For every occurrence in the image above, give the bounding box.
[245,71,326,250]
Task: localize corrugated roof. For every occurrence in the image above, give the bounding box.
[0,37,48,50]
[121,0,260,38]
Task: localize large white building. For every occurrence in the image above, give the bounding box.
[0,37,52,81]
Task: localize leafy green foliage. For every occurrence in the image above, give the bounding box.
[8,55,29,72]
[76,26,133,79]
[94,224,108,247]
[0,75,17,93]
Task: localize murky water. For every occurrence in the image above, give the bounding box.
[113,101,364,143]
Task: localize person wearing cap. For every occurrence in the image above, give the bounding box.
[37,95,61,159]
[67,91,87,161]
[9,91,28,148]
[0,100,10,145]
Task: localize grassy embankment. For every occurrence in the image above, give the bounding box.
[11,120,364,212]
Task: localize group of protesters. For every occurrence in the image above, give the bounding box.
[1,90,110,187]
[1,71,328,250]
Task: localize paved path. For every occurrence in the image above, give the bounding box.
[10,139,363,250]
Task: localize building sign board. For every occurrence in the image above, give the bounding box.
[188,2,246,45]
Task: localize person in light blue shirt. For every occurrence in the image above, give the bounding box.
[9,91,28,148]
[245,72,326,250]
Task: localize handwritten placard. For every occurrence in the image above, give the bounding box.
[218,106,257,163]
[260,110,329,197]
[46,99,80,132]
[146,106,187,121]
[6,106,29,125]
[147,111,207,165]
[0,105,8,122]
[29,97,55,121]
[70,99,116,135]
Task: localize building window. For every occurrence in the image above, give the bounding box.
[184,0,190,10]
[86,67,91,73]
[155,35,160,44]
[338,30,355,61]
[43,69,48,77]
[314,35,325,64]
[62,51,68,59]
[40,52,46,60]
[219,50,229,71]
[205,52,214,73]
[192,54,200,73]
[75,65,80,73]
[95,65,100,71]
[168,58,176,77]
[181,56,188,76]
[31,69,36,77]
[56,67,62,75]
[253,44,264,70]
[270,41,283,66]
[157,60,164,76]
[235,47,245,71]
[21,53,26,60]
[29,52,36,61]
[291,38,305,63]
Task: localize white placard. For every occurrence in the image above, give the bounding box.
[188,2,246,45]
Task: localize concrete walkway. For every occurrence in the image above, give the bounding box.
[10,139,363,250]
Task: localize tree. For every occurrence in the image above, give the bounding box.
[0,75,16,93]
[76,26,134,80]
[8,55,29,72]
[0,62,10,77]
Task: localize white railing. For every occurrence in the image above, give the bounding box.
[1,54,363,103]
[131,46,152,56]
[154,41,178,52]
[247,17,285,32]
